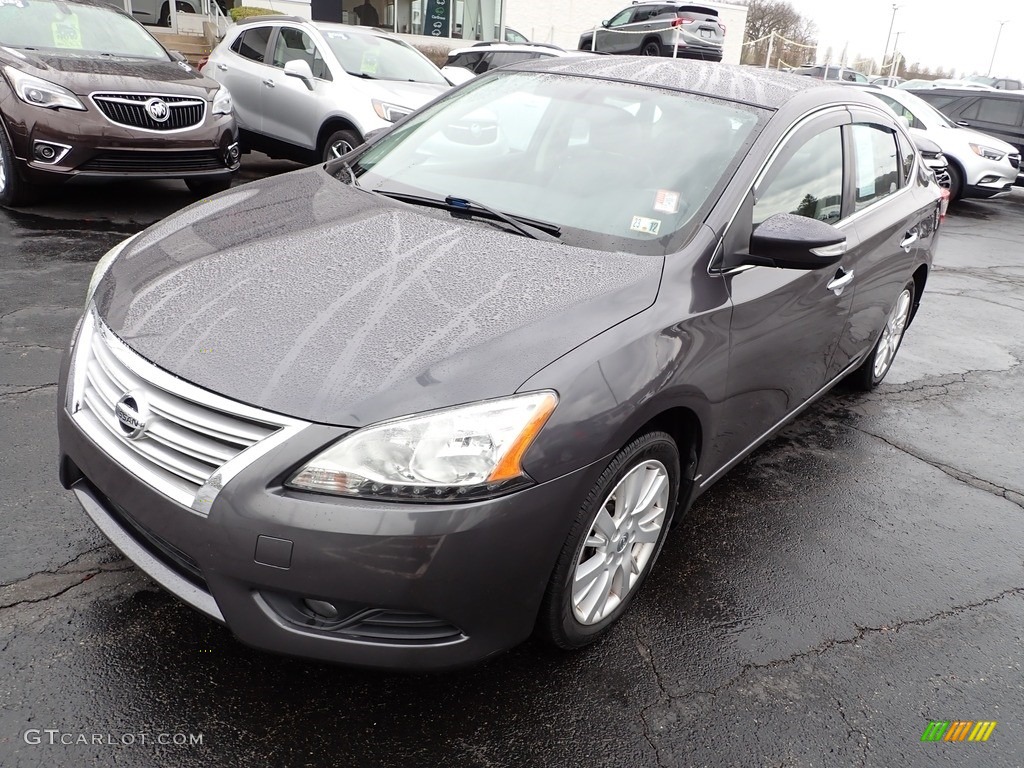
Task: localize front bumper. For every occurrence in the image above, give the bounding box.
[1,91,239,185]
[961,155,1016,199]
[56,341,600,670]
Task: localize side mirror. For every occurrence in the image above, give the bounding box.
[601,19,609,27]
[896,115,910,130]
[741,213,846,270]
[284,59,315,90]
[169,50,187,63]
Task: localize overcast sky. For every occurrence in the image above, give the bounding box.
[781,0,1021,77]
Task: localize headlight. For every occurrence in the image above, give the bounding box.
[288,391,558,501]
[212,85,232,116]
[85,233,141,307]
[372,99,412,123]
[969,143,1005,161]
[4,66,85,111]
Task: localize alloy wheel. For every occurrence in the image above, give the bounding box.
[0,145,7,194]
[328,140,354,160]
[873,287,912,379]
[572,460,670,625]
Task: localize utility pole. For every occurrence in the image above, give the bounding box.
[890,30,904,77]
[882,4,900,73]
[987,20,1009,77]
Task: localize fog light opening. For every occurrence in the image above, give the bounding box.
[225,142,240,164]
[33,141,71,165]
[978,175,999,184]
[302,598,340,620]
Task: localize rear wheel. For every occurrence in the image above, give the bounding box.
[158,1,194,26]
[321,129,361,162]
[641,39,662,56]
[536,431,680,649]
[0,124,39,208]
[848,280,915,391]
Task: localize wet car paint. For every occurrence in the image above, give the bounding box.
[2,159,1024,763]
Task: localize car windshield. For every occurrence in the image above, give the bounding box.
[320,30,447,84]
[347,72,764,254]
[0,0,168,60]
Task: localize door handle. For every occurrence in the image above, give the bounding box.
[216,63,227,71]
[262,78,276,88]
[900,230,919,251]
[826,268,854,296]
[956,120,970,127]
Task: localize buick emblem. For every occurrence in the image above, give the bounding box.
[114,391,150,440]
[145,98,170,123]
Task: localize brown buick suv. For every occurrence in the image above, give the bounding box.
[0,0,239,206]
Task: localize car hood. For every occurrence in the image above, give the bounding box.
[920,124,1018,157]
[94,167,662,428]
[350,78,449,109]
[0,48,217,97]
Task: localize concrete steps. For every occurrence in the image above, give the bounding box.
[152,29,217,66]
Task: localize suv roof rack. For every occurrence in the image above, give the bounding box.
[470,41,564,51]
[236,14,307,24]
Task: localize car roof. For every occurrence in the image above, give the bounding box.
[913,87,1024,100]
[506,58,874,111]
[234,16,400,40]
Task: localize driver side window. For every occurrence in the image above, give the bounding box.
[608,9,634,27]
[754,127,845,226]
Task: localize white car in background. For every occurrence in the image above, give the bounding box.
[440,43,589,85]
[861,85,1019,201]
[202,17,450,162]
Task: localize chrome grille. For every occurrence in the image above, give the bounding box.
[69,311,306,513]
[91,93,206,132]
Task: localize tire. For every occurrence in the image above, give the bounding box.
[536,431,681,649]
[848,279,916,391]
[185,177,232,197]
[0,123,39,208]
[946,162,964,202]
[641,39,662,57]
[158,1,193,27]
[579,40,592,51]
[321,129,361,163]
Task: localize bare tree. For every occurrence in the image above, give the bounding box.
[741,0,818,68]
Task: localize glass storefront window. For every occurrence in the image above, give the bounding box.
[320,0,503,42]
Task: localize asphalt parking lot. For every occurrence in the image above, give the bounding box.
[1,159,1022,767]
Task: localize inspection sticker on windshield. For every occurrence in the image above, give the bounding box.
[51,15,83,49]
[360,51,379,75]
[630,216,661,235]
[653,189,680,214]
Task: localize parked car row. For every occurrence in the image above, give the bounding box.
[0,0,239,206]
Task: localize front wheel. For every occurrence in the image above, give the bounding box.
[536,431,680,649]
[848,280,915,391]
[0,124,39,207]
[321,129,361,163]
[946,162,964,202]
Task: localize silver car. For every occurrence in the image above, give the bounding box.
[578,3,724,61]
[202,16,450,162]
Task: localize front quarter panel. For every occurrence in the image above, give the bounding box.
[519,226,730,486]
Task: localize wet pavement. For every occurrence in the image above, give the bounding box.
[1,161,1022,767]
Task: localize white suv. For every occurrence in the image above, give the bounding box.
[202,17,450,162]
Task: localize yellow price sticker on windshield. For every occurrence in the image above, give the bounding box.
[52,14,83,49]
[360,50,379,75]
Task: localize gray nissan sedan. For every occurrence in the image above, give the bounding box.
[57,58,942,670]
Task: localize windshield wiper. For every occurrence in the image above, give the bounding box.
[374,190,560,242]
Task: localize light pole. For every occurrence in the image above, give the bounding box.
[987,20,1009,77]
[882,4,901,71]
[890,30,905,77]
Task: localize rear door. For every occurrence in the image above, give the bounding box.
[833,110,937,374]
[215,25,275,133]
[957,95,1024,158]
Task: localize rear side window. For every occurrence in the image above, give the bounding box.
[477,51,541,73]
[852,124,900,211]
[754,127,844,225]
[973,97,1024,126]
[448,52,483,70]
[233,26,272,63]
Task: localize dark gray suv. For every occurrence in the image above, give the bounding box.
[58,59,941,670]
[578,3,724,60]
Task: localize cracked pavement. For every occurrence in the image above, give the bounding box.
[1,171,1022,767]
